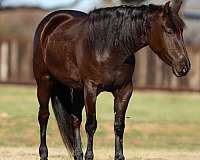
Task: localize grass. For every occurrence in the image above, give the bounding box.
[0,85,200,150]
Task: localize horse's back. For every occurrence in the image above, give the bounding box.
[34,10,87,49]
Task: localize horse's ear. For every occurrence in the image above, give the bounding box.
[163,1,171,15]
[171,0,183,14]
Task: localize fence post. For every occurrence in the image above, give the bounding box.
[170,74,178,90]
[154,54,162,88]
[10,40,19,81]
[146,49,156,87]
[18,41,32,82]
[188,50,200,91]
[162,64,171,89]
[0,42,9,82]
[26,42,33,81]
[135,48,148,88]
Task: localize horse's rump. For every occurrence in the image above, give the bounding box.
[39,10,87,49]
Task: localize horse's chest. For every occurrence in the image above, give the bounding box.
[113,64,134,85]
[95,64,134,91]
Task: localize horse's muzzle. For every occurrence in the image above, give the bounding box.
[172,60,191,77]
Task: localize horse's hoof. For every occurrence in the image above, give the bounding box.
[115,154,125,160]
[85,158,93,160]
[85,151,94,160]
[85,156,94,160]
[85,157,93,160]
[74,153,83,160]
[74,157,83,160]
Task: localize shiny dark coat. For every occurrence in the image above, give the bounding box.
[33,3,190,160]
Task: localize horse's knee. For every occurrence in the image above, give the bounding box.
[38,108,49,123]
[85,115,97,135]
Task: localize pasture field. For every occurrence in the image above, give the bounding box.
[0,84,200,159]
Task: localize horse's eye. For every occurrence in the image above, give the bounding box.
[162,25,174,34]
[165,28,174,34]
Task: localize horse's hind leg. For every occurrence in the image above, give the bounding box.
[37,80,52,160]
[71,90,84,160]
[113,83,133,160]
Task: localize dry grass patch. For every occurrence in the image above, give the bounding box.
[0,148,200,160]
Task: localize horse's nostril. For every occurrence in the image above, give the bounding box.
[182,68,186,74]
[181,66,188,75]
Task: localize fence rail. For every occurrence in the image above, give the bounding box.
[0,40,199,91]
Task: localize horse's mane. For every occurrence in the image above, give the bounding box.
[87,5,149,53]
[87,4,185,53]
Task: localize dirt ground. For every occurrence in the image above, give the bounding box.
[0,148,199,160]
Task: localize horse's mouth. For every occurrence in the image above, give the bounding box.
[172,64,190,77]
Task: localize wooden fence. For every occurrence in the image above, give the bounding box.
[134,47,200,91]
[0,40,200,91]
[0,40,34,84]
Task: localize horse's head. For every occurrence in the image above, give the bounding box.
[147,1,190,77]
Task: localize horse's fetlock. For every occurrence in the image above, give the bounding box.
[74,150,83,160]
[115,154,125,160]
[39,145,48,159]
[85,151,94,160]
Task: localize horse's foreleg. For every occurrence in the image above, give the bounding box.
[114,83,133,160]
[84,82,97,160]
[37,83,52,160]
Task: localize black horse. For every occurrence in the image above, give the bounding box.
[33,1,190,160]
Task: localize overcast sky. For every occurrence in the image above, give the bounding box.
[3,0,103,12]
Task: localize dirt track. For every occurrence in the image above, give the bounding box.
[0,148,200,160]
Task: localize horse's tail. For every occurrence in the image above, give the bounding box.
[51,82,74,156]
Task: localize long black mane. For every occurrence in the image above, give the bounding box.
[87,5,154,53]
[87,4,185,53]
